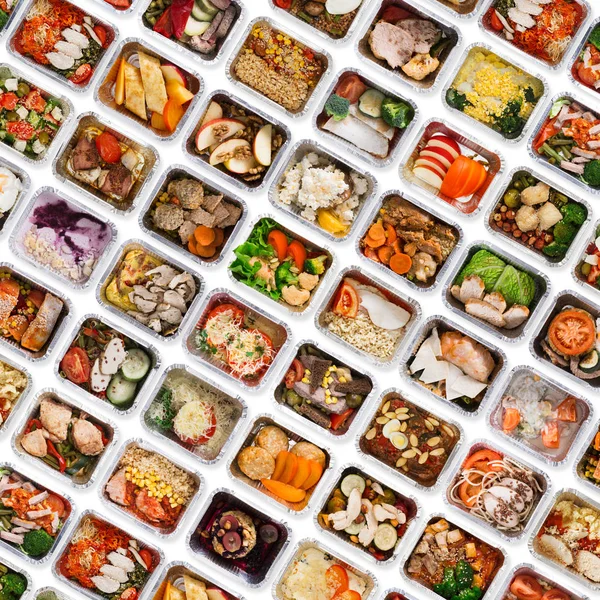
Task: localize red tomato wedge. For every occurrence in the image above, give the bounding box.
[268,229,288,262]
[60,347,91,385]
[332,281,359,318]
[287,240,306,270]
[509,574,544,600]
[95,131,122,163]
[335,74,367,104]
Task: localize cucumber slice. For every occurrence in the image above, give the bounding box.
[192,1,215,21]
[120,349,151,382]
[185,16,211,35]
[580,349,599,373]
[358,89,385,118]
[197,0,218,16]
[373,523,398,551]
[340,474,366,497]
[344,521,365,535]
[106,373,137,407]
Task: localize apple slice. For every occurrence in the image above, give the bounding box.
[166,80,194,105]
[201,101,223,127]
[206,590,228,600]
[413,165,444,189]
[151,111,167,131]
[426,135,460,160]
[196,118,245,152]
[415,156,446,178]
[160,64,187,87]
[209,138,250,166]
[225,154,258,174]
[253,124,272,167]
[420,146,455,169]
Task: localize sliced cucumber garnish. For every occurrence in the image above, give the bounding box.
[344,521,365,535]
[373,523,398,551]
[340,474,366,497]
[121,349,151,382]
[106,373,137,407]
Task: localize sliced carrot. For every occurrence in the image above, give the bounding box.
[502,407,521,432]
[272,451,288,481]
[385,223,397,245]
[368,222,385,242]
[392,240,403,254]
[389,253,412,275]
[290,456,310,489]
[377,245,394,265]
[364,247,379,262]
[188,238,199,255]
[364,235,385,249]
[594,431,600,452]
[300,460,323,490]
[212,228,224,247]
[196,244,217,258]
[194,225,215,247]
[260,479,306,503]
[279,453,298,484]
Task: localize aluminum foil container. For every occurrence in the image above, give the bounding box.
[0,262,73,362]
[0,553,33,600]
[528,488,600,591]
[94,37,203,141]
[313,463,421,566]
[0,154,31,240]
[443,239,551,343]
[495,563,590,600]
[11,387,118,488]
[186,487,291,587]
[399,118,504,216]
[0,0,27,40]
[53,111,159,215]
[9,186,117,291]
[356,387,465,494]
[98,437,203,538]
[182,89,291,193]
[478,0,591,70]
[354,0,462,93]
[139,0,246,64]
[139,363,247,465]
[0,63,73,165]
[268,138,378,243]
[32,587,71,600]
[429,0,486,18]
[444,438,551,542]
[225,16,332,120]
[314,265,421,367]
[227,213,336,317]
[572,217,600,294]
[0,461,75,564]
[400,314,507,418]
[138,164,248,268]
[145,560,247,600]
[312,66,419,168]
[227,413,334,514]
[54,313,161,415]
[400,513,508,600]
[567,16,600,99]
[527,91,600,195]
[272,538,378,600]
[488,365,593,466]
[272,338,378,440]
[0,351,32,435]
[573,419,600,498]
[182,287,292,391]
[485,165,592,268]
[379,589,423,600]
[52,509,164,600]
[354,189,464,293]
[529,289,600,390]
[7,0,118,93]
[442,43,549,144]
[90,0,137,15]
[96,239,204,342]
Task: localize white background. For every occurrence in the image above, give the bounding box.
[1,0,600,599]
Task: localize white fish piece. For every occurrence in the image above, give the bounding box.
[45,52,75,71]
[91,576,121,594]
[515,0,543,16]
[62,27,89,48]
[348,104,395,140]
[100,565,128,583]
[322,114,389,158]
[107,551,135,571]
[54,41,83,59]
[508,8,535,29]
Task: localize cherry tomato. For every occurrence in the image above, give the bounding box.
[380,6,412,22]
[6,121,35,140]
[60,347,91,385]
[274,0,292,7]
[119,589,137,600]
[45,494,66,518]
[23,89,46,113]
[0,93,18,110]
[325,565,349,597]
[69,64,93,85]
[284,358,304,389]
[206,303,245,325]
[332,282,359,318]
[95,131,122,163]
[138,549,154,572]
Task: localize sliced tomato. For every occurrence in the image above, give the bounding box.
[334,592,362,600]
[588,264,600,285]
[489,8,504,31]
[274,0,292,8]
[462,449,503,472]
[45,494,66,518]
[330,408,354,431]
[548,309,596,356]
[332,281,359,318]
[207,303,245,325]
[138,549,154,572]
[541,590,570,600]
[284,358,304,389]
[541,420,560,449]
[556,396,578,422]
[268,229,288,262]
[0,92,18,110]
[60,347,91,385]
[94,25,108,48]
[325,565,349,597]
[6,121,35,140]
[533,117,558,152]
[95,131,122,163]
[119,589,137,600]
[69,64,93,85]
[23,89,46,112]
[509,574,544,600]
[287,240,306,270]
[503,407,521,432]
[577,61,598,88]
[380,5,412,22]
[334,73,368,104]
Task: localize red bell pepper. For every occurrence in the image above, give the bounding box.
[93,423,108,446]
[170,0,194,39]
[46,440,66,473]
[154,6,174,39]
[25,418,42,435]
[330,408,354,431]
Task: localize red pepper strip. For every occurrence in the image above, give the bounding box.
[93,423,108,446]
[25,418,43,435]
[330,408,354,431]
[46,440,66,473]
[170,0,194,39]
[153,6,174,38]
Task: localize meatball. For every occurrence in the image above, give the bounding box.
[153,203,184,231]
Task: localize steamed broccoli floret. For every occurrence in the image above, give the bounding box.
[560,202,587,226]
[21,529,53,557]
[381,98,414,128]
[275,262,299,287]
[583,160,600,186]
[494,99,525,138]
[542,241,569,258]
[553,221,577,245]
[304,255,327,276]
[445,88,471,111]
[589,25,600,51]
[0,573,27,600]
[324,94,350,121]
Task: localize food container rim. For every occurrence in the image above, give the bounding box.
[267,137,379,243]
[485,363,594,467]
[571,415,600,498]
[181,285,293,392]
[95,238,205,343]
[10,386,119,490]
[137,162,249,269]
[51,110,160,216]
[380,588,423,600]
[566,14,600,100]
[0,154,32,240]
[355,386,466,495]
[353,0,464,94]
[441,238,552,343]
[310,65,420,168]
[425,0,488,20]
[399,313,508,418]
[0,350,33,435]
[8,185,118,291]
[353,188,465,293]
[483,164,593,268]
[97,436,204,539]
[441,41,550,144]
[53,312,162,415]
[0,550,34,600]
[0,0,29,41]
[224,15,333,120]
[138,362,248,466]
[571,215,600,294]
[313,264,422,368]
[181,86,292,193]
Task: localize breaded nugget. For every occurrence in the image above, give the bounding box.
[255,425,289,458]
[291,441,326,467]
[237,446,274,480]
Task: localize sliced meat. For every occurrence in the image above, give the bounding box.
[201,194,223,212]
[459,275,485,303]
[168,178,204,209]
[216,202,242,228]
[178,221,197,245]
[201,11,224,41]
[135,488,167,522]
[299,355,331,391]
[395,19,441,54]
[71,135,101,171]
[538,534,573,566]
[210,0,231,8]
[21,429,48,458]
[72,419,105,456]
[40,398,71,443]
[101,164,133,199]
[483,292,507,313]
[502,305,530,329]
[293,381,349,414]
[107,551,135,572]
[190,37,217,55]
[515,0,543,15]
[91,575,121,594]
[105,468,130,506]
[574,550,600,582]
[215,5,236,39]
[465,299,506,328]
[508,7,536,28]
[541,339,569,367]
[369,21,415,69]
[100,565,128,583]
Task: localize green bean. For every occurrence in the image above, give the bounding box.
[1,516,11,530]
[41,455,59,469]
[0,508,14,515]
